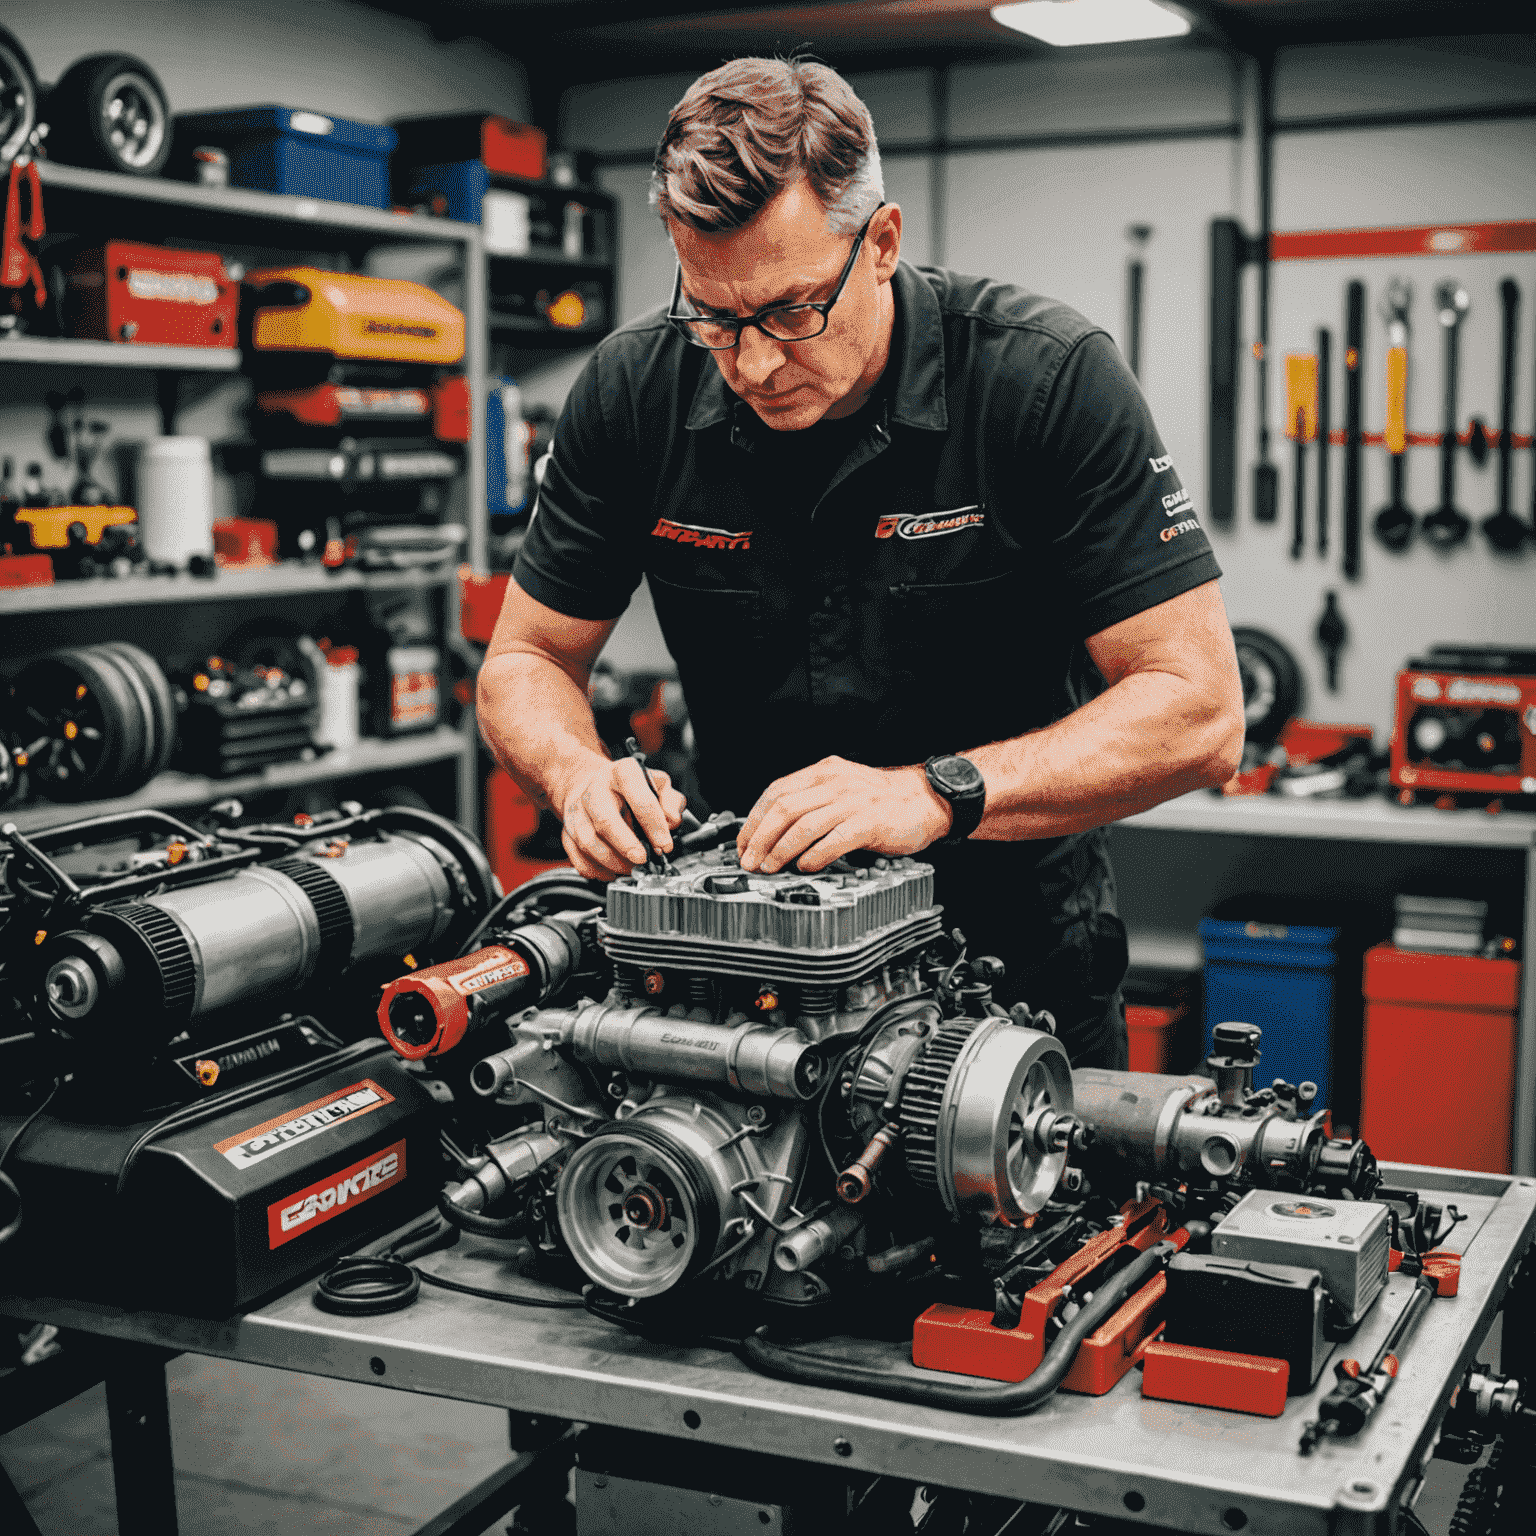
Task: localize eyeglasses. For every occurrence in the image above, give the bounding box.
[667,205,884,351]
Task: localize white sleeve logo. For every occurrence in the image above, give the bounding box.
[1149,455,1173,474]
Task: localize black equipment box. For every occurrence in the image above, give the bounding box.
[0,1045,439,1315]
[1163,1252,1331,1391]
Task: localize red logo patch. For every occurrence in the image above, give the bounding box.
[651,517,752,551]
[875,515,900,539]
[268,1139,407,1249]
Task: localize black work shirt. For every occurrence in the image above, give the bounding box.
[513,262,1220,1061]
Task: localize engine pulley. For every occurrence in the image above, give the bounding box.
[556,1106,737,1299]
[900,1018,1073,1223]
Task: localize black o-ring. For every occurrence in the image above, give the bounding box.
[314,1255,420,1315]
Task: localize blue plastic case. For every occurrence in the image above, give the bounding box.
[174,107,398,208]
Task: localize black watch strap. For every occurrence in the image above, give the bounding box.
[924,754,986,844]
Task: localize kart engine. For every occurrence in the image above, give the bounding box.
[378,823,1377,1317]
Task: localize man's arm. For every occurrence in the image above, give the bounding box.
[478,579,686,881]
[737,579,1244,873]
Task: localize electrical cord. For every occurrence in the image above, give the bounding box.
[0,1078,61,1247]
[316,1212,587,1315]
[437,1186,529,1238]
[737,1240,1179,1415]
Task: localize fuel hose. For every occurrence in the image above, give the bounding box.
[738,1239,1179,1415]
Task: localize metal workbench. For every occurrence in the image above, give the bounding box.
[3,1162,1533,1536]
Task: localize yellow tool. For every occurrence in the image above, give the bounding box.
[244,267,465,365]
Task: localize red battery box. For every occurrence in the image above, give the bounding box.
[65,242,238,347]
[1391,645,1536,802]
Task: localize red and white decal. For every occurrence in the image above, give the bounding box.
[650,517,753,551]
[457,950,530,994]
[268,1140,406,1249]
[875,507,984,541]
[215,1079,395,1171]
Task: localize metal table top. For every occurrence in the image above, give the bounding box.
[5,1163,1532,1536]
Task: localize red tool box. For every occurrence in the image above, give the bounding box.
[1361,946,1520,1173]
[912,1198,1186,1393]
[1391,647,1536,805]
[64,242,238,347]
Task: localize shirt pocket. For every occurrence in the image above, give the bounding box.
[647,573,767,695]
[885,568,1045,744]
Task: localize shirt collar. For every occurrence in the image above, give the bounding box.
[683,260,948,435]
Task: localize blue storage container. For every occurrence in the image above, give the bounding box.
[173,107,397,208]
[1199,915,1342,1112]
[487,379,530,517]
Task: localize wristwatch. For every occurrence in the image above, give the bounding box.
[923,754,986,844]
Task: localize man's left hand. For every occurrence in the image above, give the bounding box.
[737,756,953,874]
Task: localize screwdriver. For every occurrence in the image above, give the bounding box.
[623,736,673,874]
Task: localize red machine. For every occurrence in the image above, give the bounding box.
[64,242,238,347]
[912,1198,1187,1395]
[1391,645,1536,804]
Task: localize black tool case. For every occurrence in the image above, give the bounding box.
[0,1046,439,1315]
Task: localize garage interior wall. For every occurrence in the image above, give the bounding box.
[538,34,1536,740]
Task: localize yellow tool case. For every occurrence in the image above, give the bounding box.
[243,267,465,365]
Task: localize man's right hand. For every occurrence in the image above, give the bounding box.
[557,754,687,880]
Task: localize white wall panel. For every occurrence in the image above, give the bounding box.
[950,46,1235,140]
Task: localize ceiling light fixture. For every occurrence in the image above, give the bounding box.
[990,0,1192,47]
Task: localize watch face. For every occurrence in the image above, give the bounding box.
[930,755,983,796]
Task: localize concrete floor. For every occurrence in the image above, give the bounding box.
[4,1352,519,1535]
[1,1331,1497,1535]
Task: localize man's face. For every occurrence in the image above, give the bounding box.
[669,180,902,431]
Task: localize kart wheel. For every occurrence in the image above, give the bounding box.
[0,25,38,164]
[1231,626,1302,745]
[45,53,171,177]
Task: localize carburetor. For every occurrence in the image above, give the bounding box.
[378,830,1081,1314]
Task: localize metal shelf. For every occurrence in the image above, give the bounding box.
[0,336,243,370]
[0,564,454,616]
[3,726,473,833]
[1119,789,1536,849]
[490,250,614,272]
[35,160,479,245]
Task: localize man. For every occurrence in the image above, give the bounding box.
[479,57,1244,1069]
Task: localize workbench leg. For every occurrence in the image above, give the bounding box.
[1516,837,1536,1175]
[105,1351,179,1536]
[0,1459,46,1536]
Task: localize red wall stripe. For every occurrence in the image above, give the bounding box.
[1272,220,1536,262]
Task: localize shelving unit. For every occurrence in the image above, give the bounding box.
[0,336,243,370]
[1113,789,1536,1175]
[0,565,452,614]
[3,726,472,834]
[2,162,490,832]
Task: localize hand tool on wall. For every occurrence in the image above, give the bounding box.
[1125,223,1152,380]
[1481,278,1527,552]
[1207,219,1244,529]
[1374,280,1415,551]
[1285,353,1317,560]
[1316,328,1332,557]
[1252,58,1278,525]
[1316,590,1348,693]
[1422,281,1472,550]
[1342,282,1364,580]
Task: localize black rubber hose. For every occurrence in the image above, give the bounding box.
[437,1186,529,1238]
[738,1239,1178,1415]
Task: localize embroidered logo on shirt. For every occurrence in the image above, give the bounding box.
[651,517,753,551]
[1149,454,1174,473]
[1161,488,1193,516]
[875,507,985,541]
[1161,517,1200,543]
